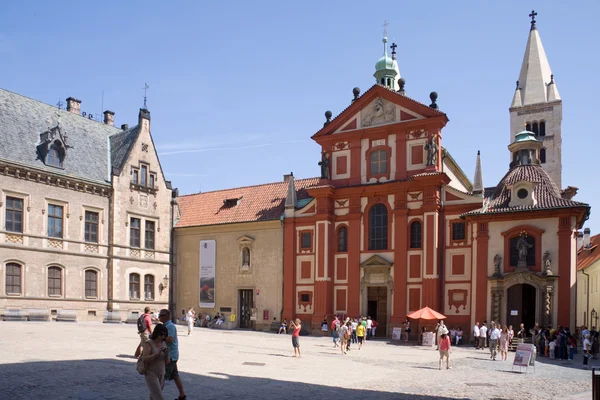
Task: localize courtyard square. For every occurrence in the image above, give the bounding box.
[0,321,593,399]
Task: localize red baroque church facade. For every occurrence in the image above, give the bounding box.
[281,18,590,336]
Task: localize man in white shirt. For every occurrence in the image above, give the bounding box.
[488,323,501,360]
[366,316,373,340]
[479,323,488,350]
[473,322,480,348]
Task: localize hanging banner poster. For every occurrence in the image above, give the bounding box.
[199,240,216,308]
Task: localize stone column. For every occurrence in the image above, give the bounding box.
[491,289,503,323]
[543,285,554,327]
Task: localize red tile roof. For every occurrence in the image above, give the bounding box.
[176,177,321,228]
[578,234,600,271]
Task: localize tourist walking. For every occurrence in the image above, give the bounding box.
[135,307,153,358]
[479,322,488,350]
[357,320,366,349]
[436,320,448,350]
[186,307,195,337]
[438,333,452,370]
[583,333,592,368]
[340,321,350,355]
[158,309,187,400]
[351,318,358,344]
[489,323,500,360]
[371,319,378,338]
[366,316,373,340]
[289,318,302,358]
[473,322,480,349]
[499,326,509,361]
[141,324,170,400]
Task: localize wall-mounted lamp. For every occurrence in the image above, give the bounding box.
[158,274,169,295]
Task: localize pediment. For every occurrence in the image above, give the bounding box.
[360,254,393,268]
[236,235,255,247]
[314,85,447,139]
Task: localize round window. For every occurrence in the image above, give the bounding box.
[517,188,528,199]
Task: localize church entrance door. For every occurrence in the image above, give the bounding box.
[367,286,387,337]
[506,284,536,334]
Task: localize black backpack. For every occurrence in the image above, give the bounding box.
[137,314,146,333]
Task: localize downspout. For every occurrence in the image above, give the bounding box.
[280,215,285,322]
[169,189,178,321]
[582,268,590,327]
[107,185,114,311]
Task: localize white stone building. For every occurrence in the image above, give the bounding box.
[0,90,175,321]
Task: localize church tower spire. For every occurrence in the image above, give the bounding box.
[509,10,563,189]
[472,150,484,197]
[374,22,401,90]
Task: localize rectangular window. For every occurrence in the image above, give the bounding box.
[140,165,147,186]
[130,218,141,247]
[5,196,23,233]
[5,263,22,295]
[85,270,98,298]
[301,232,312,249]
[132,169,139,184]
[300,293,310,302]
[149,174,156,189]
[129,273,140,300]
[84,211,99,243]
[145,221,155,250]
[144,275,155,301]
[47,204,64,238]
[452,222,466,241]
[48,267,62,296]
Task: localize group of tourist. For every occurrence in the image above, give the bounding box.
[328,315,376,354]
[136,307,187,400]
[471,320,512,361]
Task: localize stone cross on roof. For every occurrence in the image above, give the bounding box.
[529,10,537,30]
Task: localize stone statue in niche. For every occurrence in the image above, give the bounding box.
[493,254,503,278]
[425,136,438,166]
[318,151,330,179]
[361,97,396,127]
[516,235,533,268]
[542,251,552,276]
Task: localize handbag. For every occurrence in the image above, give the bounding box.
[135,341,153,375]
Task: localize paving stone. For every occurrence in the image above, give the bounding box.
[0,322,593,399]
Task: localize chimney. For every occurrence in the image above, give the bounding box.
[283,172,294,182]
[583,228,591,248]
[121,124,129,131]
[103,110,115,126]
[66,97,81,114]
[578,232,584,251]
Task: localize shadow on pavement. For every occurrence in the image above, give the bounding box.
[0,358,466,400]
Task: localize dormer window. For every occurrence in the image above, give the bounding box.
[223,197,241,207]
[37,126,69,168]
[46,146,62,167]
[517,188,529,199]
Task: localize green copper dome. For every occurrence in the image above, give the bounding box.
[514,130,539,143]
[375,37,394,71]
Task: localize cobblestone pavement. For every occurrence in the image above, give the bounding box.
[0,322,594,399]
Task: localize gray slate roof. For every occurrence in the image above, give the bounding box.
[109,125,140,173]
[0,88,122,184]
[462,164,590,217]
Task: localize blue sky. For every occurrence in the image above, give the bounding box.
[1,1,598,231]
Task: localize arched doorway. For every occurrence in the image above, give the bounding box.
[506,284,537,333]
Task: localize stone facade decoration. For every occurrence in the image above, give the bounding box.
[0,89,174,321]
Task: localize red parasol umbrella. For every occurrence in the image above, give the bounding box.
[407,306,447,321]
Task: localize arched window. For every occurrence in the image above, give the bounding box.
[337,226,348,252]
[242,247,251,266]
[48,266,62,296]
[5,263,22,295]
[410,221,422,249]
[129,273,140,300]
[368,204,388,250]
[525,123,531,132]
[387,78,391,87]
[510,235,535,267]
[144,275,154,301]
[539,121,546,136]
[85,270,98,298]
[532,122,539,135]
[380,78,385,85]
[370,149,388,175]
[540,148,546,164]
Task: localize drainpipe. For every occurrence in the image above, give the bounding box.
[582,268,590,327]
[439,152,447,313]
[280,215,285,322]
[169,190,178,321]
